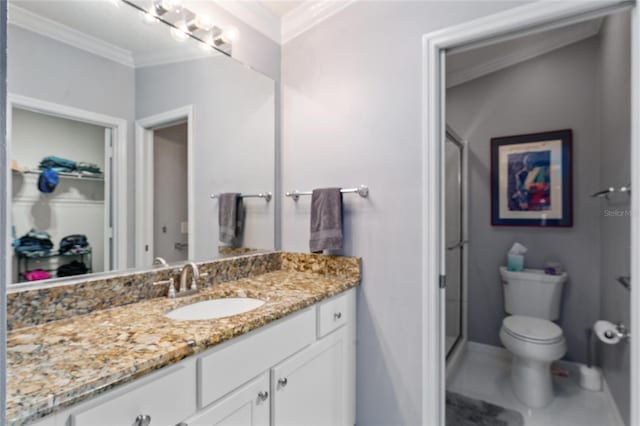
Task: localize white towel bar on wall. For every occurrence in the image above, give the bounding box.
[285,185,369,202]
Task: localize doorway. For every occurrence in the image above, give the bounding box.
[135,105,194,267]
[6,94,128,284]
[422,2,639,425]
[152,122,189,263]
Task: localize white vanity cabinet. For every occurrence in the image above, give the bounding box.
[28,288,356,426]
[271,328,349,426]
[183,373,270,426]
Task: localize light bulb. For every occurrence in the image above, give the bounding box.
[194,15,214,31]
[222,26,238,43]
[164,0,183,14]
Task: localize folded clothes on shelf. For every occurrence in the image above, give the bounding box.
[24,269,52,281]
[57,260,89,277]
[14,229,54,255]
[76,162,102,175]
[39,156,76,173]
[59,234,89,254]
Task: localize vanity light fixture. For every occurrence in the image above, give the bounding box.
[222,25,239,43]
[187,14,214,33]
[121,0,235,55]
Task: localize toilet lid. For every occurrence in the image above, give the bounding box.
[503,315,563,343]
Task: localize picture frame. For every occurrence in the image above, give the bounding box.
[491,129,572,227]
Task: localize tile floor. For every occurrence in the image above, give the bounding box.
[447,343,624,426]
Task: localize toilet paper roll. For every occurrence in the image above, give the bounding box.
[594,320,621,345]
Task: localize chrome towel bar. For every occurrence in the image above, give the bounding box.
[591,185,631,199]
[210,192,272,202]
[285,185,369,201]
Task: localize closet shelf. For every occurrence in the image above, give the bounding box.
[12,169,104,181]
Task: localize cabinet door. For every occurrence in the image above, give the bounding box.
[271,328,346,426]
[70,362,196,426]
[182,373,270,426]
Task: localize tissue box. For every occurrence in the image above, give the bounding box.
[507,254,524,272]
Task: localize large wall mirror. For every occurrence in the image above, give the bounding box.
[6,0,276,287]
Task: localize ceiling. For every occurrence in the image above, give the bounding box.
[446,17,603,87]
[259,1,305,18]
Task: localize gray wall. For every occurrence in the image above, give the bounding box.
[136,56,276,257]
[598,11,631,426]
[280,2,522,424]
[189,2,283,249]
[447,38,602,363]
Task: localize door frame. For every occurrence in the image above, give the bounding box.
[6,93,128,283]
[135,105,194,267]
[421,2,639,424]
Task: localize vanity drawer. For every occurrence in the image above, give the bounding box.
[198,307,315,408]
[70,361,196,426]
[317,289,355,338]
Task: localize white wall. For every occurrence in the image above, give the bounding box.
[447,38,602,363]
[280,2,523,424]
[598,10,632,425]
[11,108,105,170]
[136,56,276,258]
[11,109,106,277]
[153,123,188,263]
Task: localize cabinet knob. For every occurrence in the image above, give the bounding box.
[258,391,269,401]
[135,414,151,426]
[334,312,342,320]
[278,377,288,387]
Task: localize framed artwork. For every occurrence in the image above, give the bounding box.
[491,129,572,227]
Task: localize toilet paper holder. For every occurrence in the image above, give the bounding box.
[605,322,631,341]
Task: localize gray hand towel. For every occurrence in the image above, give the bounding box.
[218,193,244,246]
[310,188,343,253]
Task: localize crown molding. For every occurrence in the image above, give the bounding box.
[8,4,135,68]
[214,0,281,44]
[281,0,356,44]
[446,17,603,88]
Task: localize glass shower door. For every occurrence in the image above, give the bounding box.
[445,131,464,358]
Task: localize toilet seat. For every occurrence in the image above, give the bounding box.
[502,315,563,344]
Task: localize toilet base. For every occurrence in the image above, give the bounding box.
[511,356,553,408]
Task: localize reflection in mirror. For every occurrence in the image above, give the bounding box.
[6,0,275,287]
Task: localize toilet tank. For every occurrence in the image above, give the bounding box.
[500,267,567,320]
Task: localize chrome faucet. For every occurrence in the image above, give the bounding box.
[179,262,200,294]
[153,257,168,267]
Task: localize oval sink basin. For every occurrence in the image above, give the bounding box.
[165,298,265,321]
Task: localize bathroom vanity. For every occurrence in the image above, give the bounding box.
[7,252,360,426]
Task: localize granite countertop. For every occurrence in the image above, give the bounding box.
[7,267,360,425]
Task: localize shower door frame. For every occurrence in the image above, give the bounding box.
[444,126,468,367]
[421,2,640,425]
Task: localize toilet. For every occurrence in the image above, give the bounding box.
[499,266,568,408]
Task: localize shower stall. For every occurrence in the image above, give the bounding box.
[444,126,467,360]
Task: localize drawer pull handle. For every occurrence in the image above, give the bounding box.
[278,377,288,387]
[334,312,342,320]
[258,391,269,401]
[135,414,151,426]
